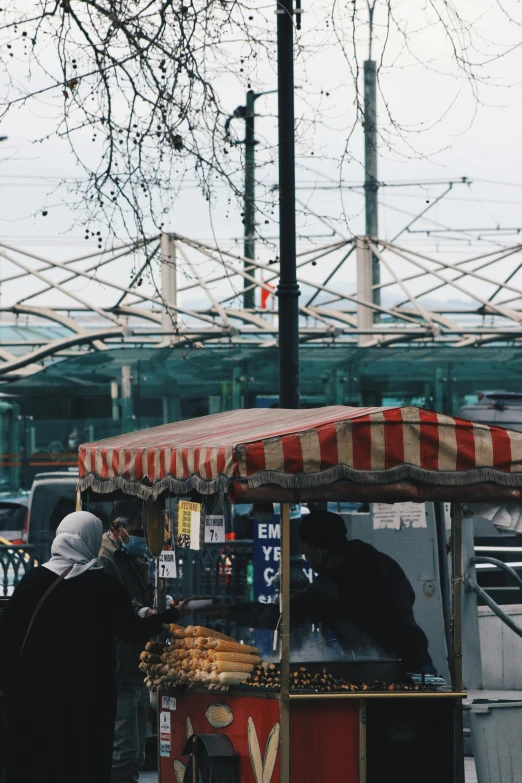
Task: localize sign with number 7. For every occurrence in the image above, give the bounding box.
[204,515,225,543]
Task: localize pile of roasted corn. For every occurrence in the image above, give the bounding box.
[139,625,261,691]
[244,664,424,692]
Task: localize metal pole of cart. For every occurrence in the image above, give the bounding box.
[451,502,464,783]
[280,502,291,783]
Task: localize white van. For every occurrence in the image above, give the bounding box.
[458,391,522,432]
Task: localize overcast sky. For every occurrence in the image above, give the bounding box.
[1,0,522,314]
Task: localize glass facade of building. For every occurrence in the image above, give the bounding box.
[1,341,520,490]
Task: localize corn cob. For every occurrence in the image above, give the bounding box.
[212,651,261,665]
[185,626,237,642]
[208,639,260,654]
[218,671,250,686]
[175,638,203,649]
[168,624,187,638]
[213,660,255,674]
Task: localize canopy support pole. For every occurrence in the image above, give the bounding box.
[451,502,464,783]
[451,502,463,691]
[279,501,291,783]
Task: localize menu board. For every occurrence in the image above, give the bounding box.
[177,499,202,550]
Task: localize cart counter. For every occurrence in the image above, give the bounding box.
[158,688,465,783]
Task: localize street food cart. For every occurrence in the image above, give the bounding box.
[77,405,522,783]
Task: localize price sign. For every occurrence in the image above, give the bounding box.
[205,515,225,543]
[158,551,177,579]
[177,499,201,550]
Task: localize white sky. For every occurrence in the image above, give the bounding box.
[1,0,522,314]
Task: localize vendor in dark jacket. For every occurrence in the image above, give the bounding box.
[99,500,161,783]
[205,510,433,673]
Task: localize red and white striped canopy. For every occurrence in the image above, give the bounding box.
[78,406,522,499]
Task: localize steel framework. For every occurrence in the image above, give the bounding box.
[1,233,522,381]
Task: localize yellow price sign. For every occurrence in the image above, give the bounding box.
[177,500,201,550]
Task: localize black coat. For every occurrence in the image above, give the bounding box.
[98,533,155,685]
[235,540,432,671]
[292,540,433,670]
[0,566,176,783]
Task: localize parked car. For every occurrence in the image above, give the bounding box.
[458,391,522,432]
[24,470,79,561]
[24,470,116,562]
[0,495,29,544]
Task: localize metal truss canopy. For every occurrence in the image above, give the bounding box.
[1,233,522,381]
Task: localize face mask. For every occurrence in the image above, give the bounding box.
[122,535,149,558]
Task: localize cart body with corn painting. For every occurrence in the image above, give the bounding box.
[77,405,522,783]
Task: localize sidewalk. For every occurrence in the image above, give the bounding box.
[141,759,479,782]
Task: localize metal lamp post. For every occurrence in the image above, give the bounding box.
[276,0,300,410]
[225,90,276,311]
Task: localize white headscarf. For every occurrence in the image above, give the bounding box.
[43,511,104,579]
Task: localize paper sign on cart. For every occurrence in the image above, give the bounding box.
[160,711,171,735]
[205,515,225,543]
[372,504,400,530]
[158,551,177,579]
[372,502,428,530]
[160,740,171,758]
[399,502,427,528]
[160,711,171,756]
[177,499,201,550]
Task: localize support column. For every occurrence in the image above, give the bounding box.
[462,519,483,690]
[231,366,241,410]
[279,502,291,783]
[111,381,120,422]
[364,59,380,313]
[162,396,181,425]
[334,370,345,405]
[356,237,373,346]
[161,232,178,340]
[121,365,134,434]
[244,90,256,310]
[434,368,445,413]
[451,502,465,783]
[220,381,231,412]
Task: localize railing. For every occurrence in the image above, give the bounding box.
[156,541,255,640]
[467,548,522,639]
[0,545,36,597]
[0,541,253,602]
[169,541,254,604]
[473,545,522,594]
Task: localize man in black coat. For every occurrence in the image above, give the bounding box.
[206,509,434,673]
[294,510,434,672]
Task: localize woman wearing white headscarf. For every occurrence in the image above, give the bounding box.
[0,511,184,783]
